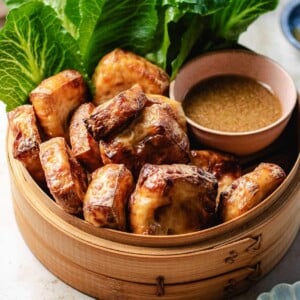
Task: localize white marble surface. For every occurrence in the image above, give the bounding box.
[0,0,299,299]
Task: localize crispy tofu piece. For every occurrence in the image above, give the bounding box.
[85,84,147,141]
[39,137,87,214]
[100,103,190,176]
[30,69,87,139]
[218,162,286,222]
[189,150,242,208]
[92,48,170,105]
[8,105,45,185]
[146,94,187,132]
[69,103,102,172]
[129,164,218,235]
[83,164,134,230]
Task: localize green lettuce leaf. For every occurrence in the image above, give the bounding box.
[2,0,31,9]
[208,0,279,42]
[3,0,158,77]
[146,0,278,79]
[146,0,228,78]
[161,0,229,14]
[79,0,158,76]
[0,1,88,111]
[3,0,103,40]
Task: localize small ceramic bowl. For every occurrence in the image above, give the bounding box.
[257,282,300,300]
[169,49,297,156]
[281,0,300,50]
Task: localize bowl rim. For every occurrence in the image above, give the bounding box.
[280,0,300,50]
[170,49,298,137]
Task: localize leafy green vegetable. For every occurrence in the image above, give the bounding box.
[148,0,279,77]
[3,0,158,75]
[2,0,30,9]
[0,0,278,111]
[209,0,279,41]
[78,0,158,76]
[145,0,228,74]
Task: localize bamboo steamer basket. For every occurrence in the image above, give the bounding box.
[7,97,300,300]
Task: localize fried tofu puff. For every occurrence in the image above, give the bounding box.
[85,84,147,141]
[146,94,187,132]
[189,150,242,207]
[69,103,102,172]
[129,164,218,235]
[8,105,45,185]
[30,69,87,139]
[100,103,190,176]
[83,164,134,230]
[218,162,286,222]
[92,48,170,105]
[39,137,87,214]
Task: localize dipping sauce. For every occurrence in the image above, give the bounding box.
[183,75,282,132]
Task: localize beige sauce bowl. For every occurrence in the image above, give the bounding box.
[169,49,297,156]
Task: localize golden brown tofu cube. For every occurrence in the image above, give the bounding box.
[129,164,218,235]
[218,162,286,222]
[30,69,87,139]
[146,94,187,132]
[85,84,147,141]
[8,105,45,185]
[189,150,242,208]
[69,103,102,172]
[100,103,190,176]
[39,137,87,214]
[92,48,170,105]
[83,164,134,230]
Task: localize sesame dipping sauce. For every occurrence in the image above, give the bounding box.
[183,75,282,132]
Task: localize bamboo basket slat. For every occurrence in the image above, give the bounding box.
[13,201,260,300]
[7,97,300,299]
